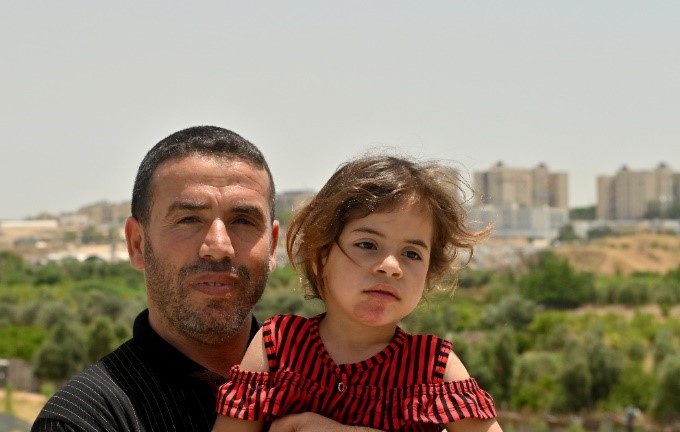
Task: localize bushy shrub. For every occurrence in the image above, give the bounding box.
[510,351,559,411]
[519,251,595,308]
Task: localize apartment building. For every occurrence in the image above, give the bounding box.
[469,203,569,240]
[597,163,680,220]
[471,162,569,240]
[77,201,130,227]
[473,162,569,210]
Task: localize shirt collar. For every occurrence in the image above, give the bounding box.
[132,309,261,378]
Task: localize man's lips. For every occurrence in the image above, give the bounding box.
[187,272,240,295]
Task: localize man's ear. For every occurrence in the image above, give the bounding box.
[125,216,145,269]
[269,220,280,270]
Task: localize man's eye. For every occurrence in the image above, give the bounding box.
[234,217,256,226]
[178,216,200,224]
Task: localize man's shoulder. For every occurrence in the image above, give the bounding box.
[31,341,146,431]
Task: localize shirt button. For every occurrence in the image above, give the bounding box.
[337,382,346,392]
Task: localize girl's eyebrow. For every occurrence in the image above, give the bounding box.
[352,227,430,250]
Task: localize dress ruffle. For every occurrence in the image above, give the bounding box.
[217,367,497,429]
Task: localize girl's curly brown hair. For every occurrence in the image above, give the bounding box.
[286,154,491,299]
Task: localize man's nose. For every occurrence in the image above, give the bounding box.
[199,219,235,261]
[373,254,403,278]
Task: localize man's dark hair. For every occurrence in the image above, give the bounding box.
[131,126,275,224]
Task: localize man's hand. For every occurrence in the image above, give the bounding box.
[269,412,383,432]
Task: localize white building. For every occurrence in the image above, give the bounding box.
[469,204,569,241]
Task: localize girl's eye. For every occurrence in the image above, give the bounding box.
[404,250,422,260]
[355,241,376,250]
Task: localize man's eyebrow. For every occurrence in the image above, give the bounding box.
[232,204,269,221]
[352,227,430,250]
[166,200,210,215]
[164,200,268,221]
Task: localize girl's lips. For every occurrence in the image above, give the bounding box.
[363,284,400,300]
[364,290,399,302]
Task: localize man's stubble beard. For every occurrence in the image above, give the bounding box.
[143,234,269,345]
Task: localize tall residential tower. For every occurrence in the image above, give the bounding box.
[597,163,680,220]
[473,162,568,209]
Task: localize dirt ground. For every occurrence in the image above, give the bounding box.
[0,389,46,425]
[555,233,680,275]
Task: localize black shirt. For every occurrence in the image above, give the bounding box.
[32,309,260,432]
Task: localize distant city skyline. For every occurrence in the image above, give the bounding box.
[7,160,679,221]
[2,1,679,219]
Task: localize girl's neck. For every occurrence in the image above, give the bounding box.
[318,313,397,365]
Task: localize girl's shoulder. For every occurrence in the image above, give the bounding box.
[398,327,453,353]
[264,313,322,330]
[394,328,454,381]
[263,314,324,345]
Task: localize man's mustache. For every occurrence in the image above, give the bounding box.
[179,260,250,280]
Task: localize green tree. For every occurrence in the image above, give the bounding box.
[569,206,596,220]
[481,294,536,330]
[457,269,493,288]
[77,291,127,324]
[665,203,680,218]
[510,351,559,411]
[605,364,655,411]
[0,251,30,285]
[653,328,678,367]
[528,310,571,351]
[650,355,680,423]
[266,266,298,289]
[0,303,15,326]
[519,251,594,308]
[33,321,86,381]
[35,302,76,328]
[583,326,623,404]
[587,226,615,240]
[665,265,680,284]
[35,263,65,285]
[86,316,117,363]
[644,200,663,219]
[0,326,48,360]
[482,327,517,405]
[557,224,581,242]
[558,341,592,411]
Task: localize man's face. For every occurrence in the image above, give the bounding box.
[128,155,278,345]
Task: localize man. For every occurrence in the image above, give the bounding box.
[32,126,378,432]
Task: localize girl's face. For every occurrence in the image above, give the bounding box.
[321,201,433,328]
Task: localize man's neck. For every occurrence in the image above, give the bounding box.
[149,310,252,377]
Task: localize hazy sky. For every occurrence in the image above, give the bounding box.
[2,1,678,219]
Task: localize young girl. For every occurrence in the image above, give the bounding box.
[214,155,501,432]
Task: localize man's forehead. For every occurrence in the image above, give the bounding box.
[151,155,273,209]
[155,155,268,183]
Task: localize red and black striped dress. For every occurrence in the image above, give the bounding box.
[216,314,496,431]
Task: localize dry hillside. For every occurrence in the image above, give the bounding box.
[554,234,680,275]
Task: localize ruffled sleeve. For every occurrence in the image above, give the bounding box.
[399,377,497,425]
[215,366,323,421]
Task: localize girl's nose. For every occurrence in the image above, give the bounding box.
[373,254,403,278]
